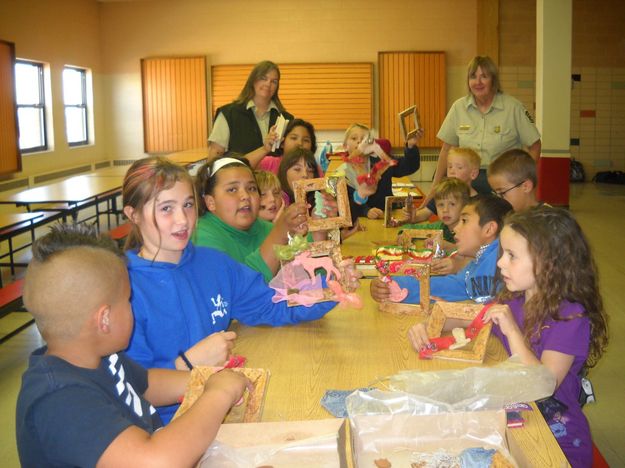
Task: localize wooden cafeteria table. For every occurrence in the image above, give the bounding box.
[0,175,122,208]
[165,146,210,166]
[0,175,123,229]
[0,212,47,283]
[230,217,569,467]
[0,212,44,231]
[83,165,130,177]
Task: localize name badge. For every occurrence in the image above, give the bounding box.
[459,124,471,131]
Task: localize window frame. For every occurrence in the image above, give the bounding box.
[15,59,48,154]
[63,65,89,147]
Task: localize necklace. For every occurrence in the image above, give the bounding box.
[474,243,490,262]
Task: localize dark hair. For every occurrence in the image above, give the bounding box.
[466,56,502,95]
[234,60,287,113]
[25,223,127,339]
[122,156,196,252]
[498,206,608,368]
[195,155,254,216]
[488,148,537,187]
[32,223,124,263]
[281,118,317,154]
[465,194,513,235]
[277,148,318,202]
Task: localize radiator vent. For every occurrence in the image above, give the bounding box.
[0,177,29,193]
[411,151,438,182]
[420,153,439,162]
[112,159,136,166]
[94,161,111,169]
[34,165,91,184]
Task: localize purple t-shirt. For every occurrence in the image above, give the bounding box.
[492,296,591,468]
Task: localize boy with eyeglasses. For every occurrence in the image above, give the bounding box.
[487,148,543,211]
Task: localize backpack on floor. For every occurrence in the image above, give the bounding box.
[570,158,585,182]
[592,170,625,184]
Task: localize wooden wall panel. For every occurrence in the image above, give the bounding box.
[0,40,20,175]
[379,52,446,148]
[211,63,373,130]
[141,56,207,153]
[477,0,500,65]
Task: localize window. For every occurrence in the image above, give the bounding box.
[63,66,88,146]
[15,60,47,153]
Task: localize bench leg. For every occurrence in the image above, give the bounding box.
[8,238,15,277]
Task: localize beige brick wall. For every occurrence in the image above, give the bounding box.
[499,0,625,177]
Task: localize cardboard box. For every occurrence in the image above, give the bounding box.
[350,410,518,467]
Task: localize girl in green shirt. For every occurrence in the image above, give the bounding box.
[193,156,308,281]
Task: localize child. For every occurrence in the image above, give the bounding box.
[401,177,470,244]
[193,156,308,281]
[410,147,480,223]
[277,147,319,205]
[255,169,284,222]
[400,177,471,275]
[487,148,541,211]
[371,194,512,304]
[122,156,337,423]
[245,118,317,173]
[409,207,609,467]
[341,123,422,219]
[16,224,249,467]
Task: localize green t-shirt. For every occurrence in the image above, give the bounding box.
[192,212,274,282]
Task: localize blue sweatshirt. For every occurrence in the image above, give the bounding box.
[395,239,500,303]
[125,244,336,423]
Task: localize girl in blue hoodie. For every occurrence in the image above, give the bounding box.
[121,156,336,423]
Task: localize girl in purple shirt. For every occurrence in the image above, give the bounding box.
[485,207,608,467]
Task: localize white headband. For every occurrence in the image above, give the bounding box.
[209,157,247,177]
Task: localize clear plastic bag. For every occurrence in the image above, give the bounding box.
[387,356,556,411]
[345,358,557,467]
[196,419,347,468]
[198,436,341,468]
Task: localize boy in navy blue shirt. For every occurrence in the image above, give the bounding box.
[16,224,248,467]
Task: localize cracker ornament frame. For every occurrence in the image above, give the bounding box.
[293,177,352,232]
[280,240,353,307]
[398,105,421,140]
[378,261,431,315]
[173,366,270,423]
[384,195,419,227]
[397,229,444,249]
[425,302,493,363]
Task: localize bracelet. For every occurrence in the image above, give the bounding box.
[178,351,194,370]
[353,190,369,205]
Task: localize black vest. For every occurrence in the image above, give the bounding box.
[215,102,294,154]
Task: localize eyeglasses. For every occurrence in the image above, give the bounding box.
[491,180,525,198]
